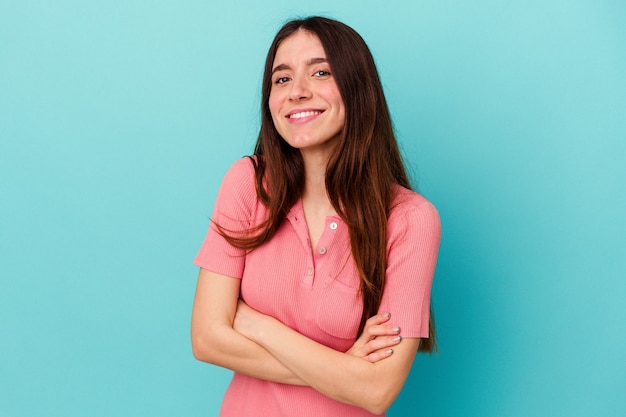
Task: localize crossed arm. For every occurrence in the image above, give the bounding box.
[191,267,420,415]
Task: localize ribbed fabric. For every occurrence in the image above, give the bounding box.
[194,157,441,417]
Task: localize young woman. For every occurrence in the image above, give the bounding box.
[191,16,441,416]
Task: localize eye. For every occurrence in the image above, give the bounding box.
[274,76,290,85]
[313,70,331,77]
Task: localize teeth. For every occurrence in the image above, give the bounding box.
[289,111,321,119]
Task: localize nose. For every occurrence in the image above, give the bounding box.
[289,76,312,101]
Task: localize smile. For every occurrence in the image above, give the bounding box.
[288,110,322,119]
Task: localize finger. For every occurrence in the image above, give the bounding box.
[348,333,402,358]
[362,335,402,354]
[350,335,402,359]
[366,312,392,326]
[362,324,402,338]
[363,347,395,363]
[352,314,400,353]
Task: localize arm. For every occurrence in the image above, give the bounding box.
[191,267,306,385]
[234,300,418,415]
[191,268,401,385]
[230,197,441,414]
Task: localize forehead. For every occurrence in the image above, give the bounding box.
[273,30,326,64]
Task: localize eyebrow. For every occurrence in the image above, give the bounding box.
[271,57,328,75]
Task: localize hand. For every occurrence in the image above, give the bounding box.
[345,312,402,363]
[235,301,401,363]
[233,299,269,341]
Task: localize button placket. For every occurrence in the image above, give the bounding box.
[302,265,315,287]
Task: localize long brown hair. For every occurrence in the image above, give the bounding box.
[219,16,436,353]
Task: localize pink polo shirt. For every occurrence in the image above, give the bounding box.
[195,157,441,417]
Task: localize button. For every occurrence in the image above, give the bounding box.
[319,247,327,254]
[307,268,314,276]
[330,222,338,230]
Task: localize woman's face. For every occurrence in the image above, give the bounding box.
[269,30,345,158]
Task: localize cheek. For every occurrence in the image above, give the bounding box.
[327,86,345,123]
[268,94,286,135]
[268,91,282,118]
[334,96,346,126]
[337,101,346,123]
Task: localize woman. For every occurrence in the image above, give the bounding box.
[191,16,441,416]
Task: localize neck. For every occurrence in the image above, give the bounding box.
[301,150,336,216]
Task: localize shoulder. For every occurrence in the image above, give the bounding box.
[388,185,441,241]
[213,156,259,214]
[389,185,439,220]
[220,156,257,189]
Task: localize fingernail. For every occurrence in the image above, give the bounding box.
[393,335,402,342]
[385,312,391,318]
[392,327,401,333]
[386,348,394,354]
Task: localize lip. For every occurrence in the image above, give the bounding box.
[285,108,324,123]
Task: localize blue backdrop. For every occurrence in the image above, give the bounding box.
[1,1,624,416]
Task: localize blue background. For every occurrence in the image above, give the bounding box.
[1,1,624,416]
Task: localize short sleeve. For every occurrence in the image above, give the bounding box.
[379,193,441,338]
[193,157,259,279]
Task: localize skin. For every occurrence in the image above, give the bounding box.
[269,30,346,166]
[191,30,419,415]
[232,300,419,414]
[269,30,348,238]
[191,268,403,385]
